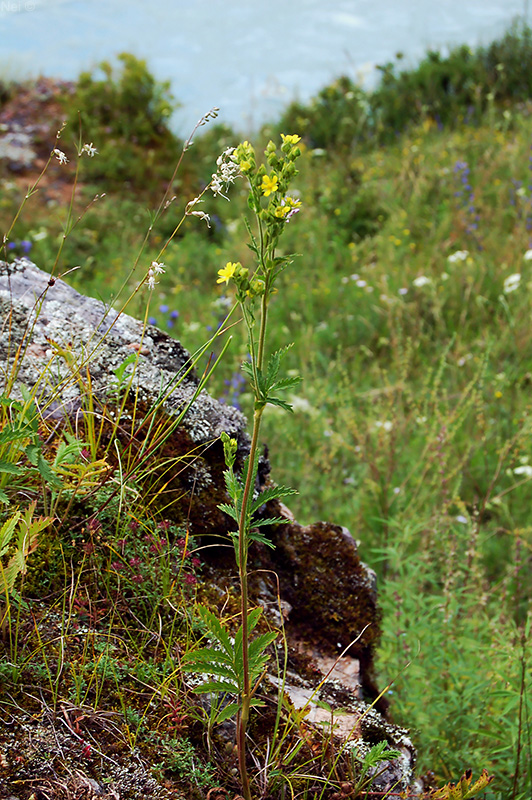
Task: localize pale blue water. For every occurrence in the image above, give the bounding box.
[0,0,529,135]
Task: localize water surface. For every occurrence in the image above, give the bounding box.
[0,0,529,134]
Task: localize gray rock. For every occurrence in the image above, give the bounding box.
[0,258,249,533]
[0,258,247,447]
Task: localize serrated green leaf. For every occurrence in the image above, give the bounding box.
[249,484,297,515]
[218,502,239,522]
[216,702,241,722]
[0,426,33,445]
[244,214,259,247]
[24,444,40,466]
[0,396,23,409]
[0,461,24,476]
[266,397,295,413]
[248,631,278,665]
[0,512,20,557]
[36,454,61,487]
[270,376,302,393]
[182,648,233,669]
[193,680,238,695]
[53,438,86,467]
[247,607,262,632]
[0,490,10,505]
[252,517,289,527]
[196,605,234,657]
[266,350,281,386]
[241,361,254,379]
[248,529,276,547]
[223,468,242,502]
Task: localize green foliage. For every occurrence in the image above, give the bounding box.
[348,740,402,797]
[431,769,494,800]
[219,445,297,555]
[3,30,532,796]
[0,502,50,599]
[183,604,277,723]
[277,22,532,150]
[154,736,215,788]
[63,52,182,190]
[0,391,60,503]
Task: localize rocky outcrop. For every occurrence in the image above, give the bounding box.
[0,257,248,536]
[0,258,418,796]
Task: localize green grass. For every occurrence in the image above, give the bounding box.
[1,34,532,798]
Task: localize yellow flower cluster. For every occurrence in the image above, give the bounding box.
[274,195,302,219]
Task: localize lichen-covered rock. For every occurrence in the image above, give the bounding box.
[0,258,248,534]
[249,503,383,707]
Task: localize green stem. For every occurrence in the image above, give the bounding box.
[256,278,270,372]
[236,405,264,800]
[236,267,269,797]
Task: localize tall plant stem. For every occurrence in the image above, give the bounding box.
[236,290,269,800]
[236,406,263,800]
[256,280,270,371]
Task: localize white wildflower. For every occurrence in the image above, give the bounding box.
[524,249,532,261]
[210,147,239,200]
[413,275,431,287]
[447,249,469,263]
[455,515,468,524]
[210,174,226,198]
[355,279,367,288]
[185,197,211,226]
[503,273,521,293]
[81,142,98,157]
[514,465,532,478]
[53,149,68,165]
[289,395,315,415]
[146,261,165,290]
[374,420,393,432]
[398,287,408,295]
[188,210,211,227]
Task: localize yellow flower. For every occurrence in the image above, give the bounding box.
[261,173,279,197]
[217,262,238,284]
[274,196,301,218]
[281,134,301,145]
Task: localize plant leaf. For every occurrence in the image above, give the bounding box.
[249,484,297,515]
[0,461,25,476]
[216,702,241,722]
